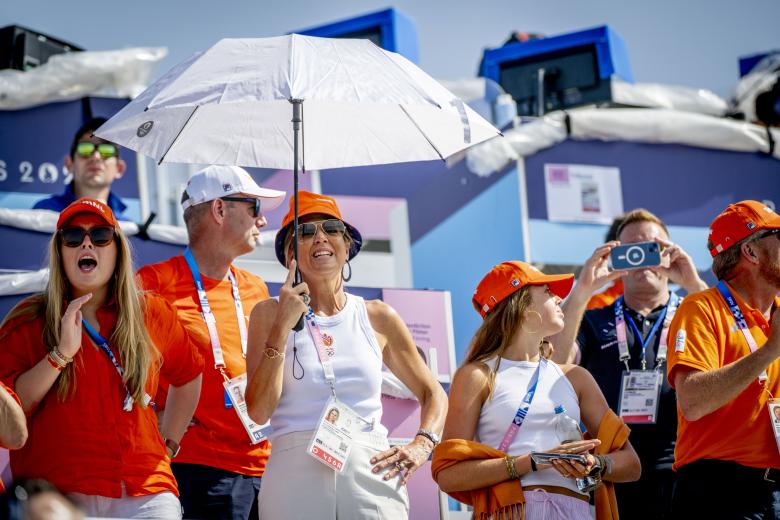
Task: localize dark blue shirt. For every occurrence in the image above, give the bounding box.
[32,185,128,220]
[576,297,678,471]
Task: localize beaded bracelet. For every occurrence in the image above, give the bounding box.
[46,352,65,371]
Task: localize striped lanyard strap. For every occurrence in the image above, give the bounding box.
[716,281,768,384]
[184,249,248,378]
[499,359,546,452]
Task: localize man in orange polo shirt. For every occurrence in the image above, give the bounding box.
[668,200,780,519]
[138,165,285,520]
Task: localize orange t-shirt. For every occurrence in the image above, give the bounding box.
[586,279,624,310]
[667,283,780,470]
[137,256,272,476]
[0,294,204,498]
[0,381,21,495]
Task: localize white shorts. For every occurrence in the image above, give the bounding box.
[259,430,409,520]
[523,489,591,520]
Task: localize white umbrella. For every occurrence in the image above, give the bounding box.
[97,34,501,325]
[97,34,499,169]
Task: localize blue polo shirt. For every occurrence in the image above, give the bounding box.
[32,185,128,220]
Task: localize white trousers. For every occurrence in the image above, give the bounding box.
[69,488,182,519]
[259,430,409,520]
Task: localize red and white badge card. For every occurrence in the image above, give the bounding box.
[223,373,271,444]
[307,397,363,473]
[768,398,780,454]
[618,370,662,424]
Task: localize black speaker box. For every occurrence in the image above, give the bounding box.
[0,25,83,71]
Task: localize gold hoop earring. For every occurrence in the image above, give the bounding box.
[522,310,543,334]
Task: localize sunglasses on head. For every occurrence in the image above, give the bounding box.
[297,219,346,240]
[75,142,119,159]
[221,197,261,218]
[59,226,115,248]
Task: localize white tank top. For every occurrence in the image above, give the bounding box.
[476,358,584,494]
[269,293,387,442]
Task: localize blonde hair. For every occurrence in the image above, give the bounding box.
[464,287,537,399]
[0,227,158,404]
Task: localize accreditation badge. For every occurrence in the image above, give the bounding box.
[223,373,271,444]
[767,398,780,454]
[307,396,366,473]
[618,370,663,424]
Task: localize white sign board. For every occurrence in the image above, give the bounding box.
[544,164,624,224]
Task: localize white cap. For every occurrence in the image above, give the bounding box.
[182,165,286,211]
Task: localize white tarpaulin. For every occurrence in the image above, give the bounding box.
[0,47,167,110]
[467,107,780,177]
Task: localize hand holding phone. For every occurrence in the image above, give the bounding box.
[530,451,589,466]
[609,241,662,270]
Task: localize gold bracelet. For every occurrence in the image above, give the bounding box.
[264,344,285,359]
[504,455,519,480]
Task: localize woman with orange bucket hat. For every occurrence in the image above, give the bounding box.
[245,191,447,519]
[432,261,640,519]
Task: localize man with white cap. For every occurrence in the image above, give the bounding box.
[137,165,285,520]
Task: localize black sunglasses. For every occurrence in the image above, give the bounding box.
[297,219,346,240]
[755,228,780,241]
[75,142,119,159]
[221,197,261,218]
[59,226,115,248]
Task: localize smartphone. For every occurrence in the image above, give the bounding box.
[530,452,588,466]
[610,241,662,270]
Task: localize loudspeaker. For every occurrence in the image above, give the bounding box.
[0,25,83,71]
[480,26,633,117]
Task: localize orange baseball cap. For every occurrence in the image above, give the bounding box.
[472,261,574,318]
[274,191,363,265]
[56,198,118,230]
[708,200,780,257]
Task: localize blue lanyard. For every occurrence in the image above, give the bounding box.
[615,293,678,371]
[716,281,767,383]
[499,359,545,452]
[81,318,136,412]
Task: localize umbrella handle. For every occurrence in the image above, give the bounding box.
[293,315,304,332]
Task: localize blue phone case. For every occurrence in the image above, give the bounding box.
[610,241,662,270]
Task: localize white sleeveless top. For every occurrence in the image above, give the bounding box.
[269,293,387,442]
[476,358,584,494]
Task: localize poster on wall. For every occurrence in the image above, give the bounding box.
[380,288,456,384]
[544,163,624,224]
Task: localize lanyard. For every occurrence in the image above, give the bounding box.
[184,249,248,375]
[615,293,679,371]
[499,359,546,452]
[304,307,337,392]
[82,319,137,412]
[716,281,768,384]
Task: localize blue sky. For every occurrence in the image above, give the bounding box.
[2,0,777,97]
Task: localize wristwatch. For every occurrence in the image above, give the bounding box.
[416,428,441,446]
[165,438,181,459]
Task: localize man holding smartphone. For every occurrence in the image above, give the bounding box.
[551,208,707,519]
[667,200,780,519]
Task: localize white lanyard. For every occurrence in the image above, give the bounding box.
[184,249,248,372]
[716,281,768,384]
[614,293,680,371]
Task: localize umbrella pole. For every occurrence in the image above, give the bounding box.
[292,99,305,332]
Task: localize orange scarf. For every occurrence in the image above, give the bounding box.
[431,409,629,520]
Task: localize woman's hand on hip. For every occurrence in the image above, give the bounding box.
[370,437,433,485]
[59,293,92,358]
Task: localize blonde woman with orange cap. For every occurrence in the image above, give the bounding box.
[245,191,447,519]
[0,198,203,518]
[432,261,640,519]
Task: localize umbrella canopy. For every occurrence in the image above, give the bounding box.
[96,34,500,170]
